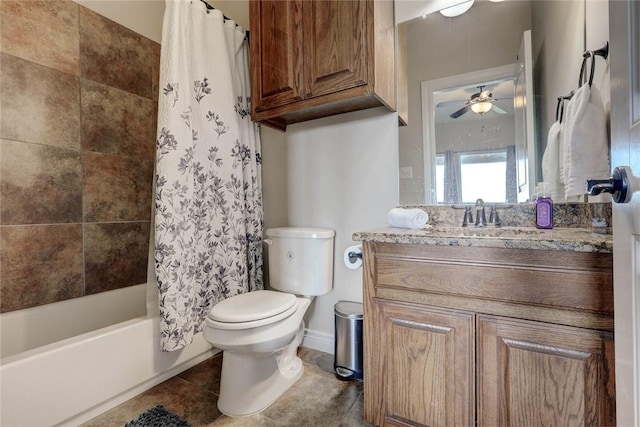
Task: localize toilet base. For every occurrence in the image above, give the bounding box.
[217,323,305,417]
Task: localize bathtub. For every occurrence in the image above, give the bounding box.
[0,284,216,426]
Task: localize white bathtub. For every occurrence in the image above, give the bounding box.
[0,285,216,426]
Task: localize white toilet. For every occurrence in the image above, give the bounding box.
[203,227,335,417]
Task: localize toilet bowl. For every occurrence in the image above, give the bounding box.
[203,227,335,417]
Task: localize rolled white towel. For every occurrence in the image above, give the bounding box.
[387,208,429,229]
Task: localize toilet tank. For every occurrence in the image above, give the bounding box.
[265,227,335,296]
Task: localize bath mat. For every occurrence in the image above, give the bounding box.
[125,405,192,427]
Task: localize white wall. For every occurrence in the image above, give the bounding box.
[261,108,399,346]
[585,0,610,112]
[531,0,609,184]
[435,116,516,153]
[531,0,585,160]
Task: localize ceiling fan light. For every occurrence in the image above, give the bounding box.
[440,0,475,18]
[471,101,493,114]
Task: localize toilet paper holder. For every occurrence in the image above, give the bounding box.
[344,244,363,269]
[347,250,362,264]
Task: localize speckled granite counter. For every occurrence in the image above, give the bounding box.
[352,226,613,253]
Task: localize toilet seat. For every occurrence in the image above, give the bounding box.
[208,290,298,330]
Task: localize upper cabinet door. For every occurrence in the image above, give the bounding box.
[249,0,395,130]
[250,0,304,113]
[302,0,368,98]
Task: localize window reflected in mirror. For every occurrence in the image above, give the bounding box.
[435,149,516,204]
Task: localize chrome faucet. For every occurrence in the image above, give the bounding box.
[489,205,501,227]
[462,206,473,227]
[474,199,487,227]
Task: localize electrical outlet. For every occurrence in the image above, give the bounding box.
[399,166,413,179]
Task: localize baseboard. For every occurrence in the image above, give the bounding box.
[302,328,334,355]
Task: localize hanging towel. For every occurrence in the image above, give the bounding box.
[562,83,610,199]
[540,120,565,201]
[388,208,429,229]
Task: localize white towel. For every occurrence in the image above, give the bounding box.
[387,208,429,229]
[540,120,565,202]
[562,83,610,199]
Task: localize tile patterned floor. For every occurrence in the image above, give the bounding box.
[81,347,371,427]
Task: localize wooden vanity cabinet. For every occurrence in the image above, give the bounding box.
[249,0,396,130]
[367,300,475,427]
[477,315,615,426]
[362,241,616,427]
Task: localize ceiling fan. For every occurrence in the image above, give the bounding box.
[439,86,509,119]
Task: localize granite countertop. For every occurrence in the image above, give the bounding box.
[352,226,613,253]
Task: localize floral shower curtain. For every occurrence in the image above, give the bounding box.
[154,0,263,352]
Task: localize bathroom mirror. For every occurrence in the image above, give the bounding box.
[398,0,609,205]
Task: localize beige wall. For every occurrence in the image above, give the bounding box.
[210,0,250,28]
[400,0,532,204]
[262,108,399,340]
[74,0,249,43]
[74,0,165,43]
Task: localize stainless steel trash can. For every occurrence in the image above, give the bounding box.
[334,301,363,380]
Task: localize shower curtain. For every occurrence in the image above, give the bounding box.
[443,150,462,204]
[154,0,263,351]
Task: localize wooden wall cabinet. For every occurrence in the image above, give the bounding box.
[249,0,396,131]
[363,242,616,427]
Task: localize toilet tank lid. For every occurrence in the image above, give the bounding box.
[266,227,335,239]
[208,290,297,323]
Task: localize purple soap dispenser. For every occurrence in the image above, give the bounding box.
[535,184,553,229]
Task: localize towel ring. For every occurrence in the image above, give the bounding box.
[556,97,566,123]
[555,91,574,123]
[579,51,595,87]
[579,41,609,87]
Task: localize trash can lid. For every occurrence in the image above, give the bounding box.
[335,301,363,319]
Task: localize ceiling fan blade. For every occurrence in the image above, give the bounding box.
[436,99,468,108]
[450,104,471,118]
[491,105,508,114]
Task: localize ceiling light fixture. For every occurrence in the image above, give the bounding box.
[471,101,493,114]
[440,0,475,18]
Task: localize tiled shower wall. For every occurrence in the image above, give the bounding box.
[0,0,159,313]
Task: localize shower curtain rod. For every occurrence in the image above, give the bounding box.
[199,0,250,42]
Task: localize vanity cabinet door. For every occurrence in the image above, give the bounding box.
[365,300,474,427]
[477,315,616,427]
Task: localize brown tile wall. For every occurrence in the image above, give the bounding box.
[0,0,160,313]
